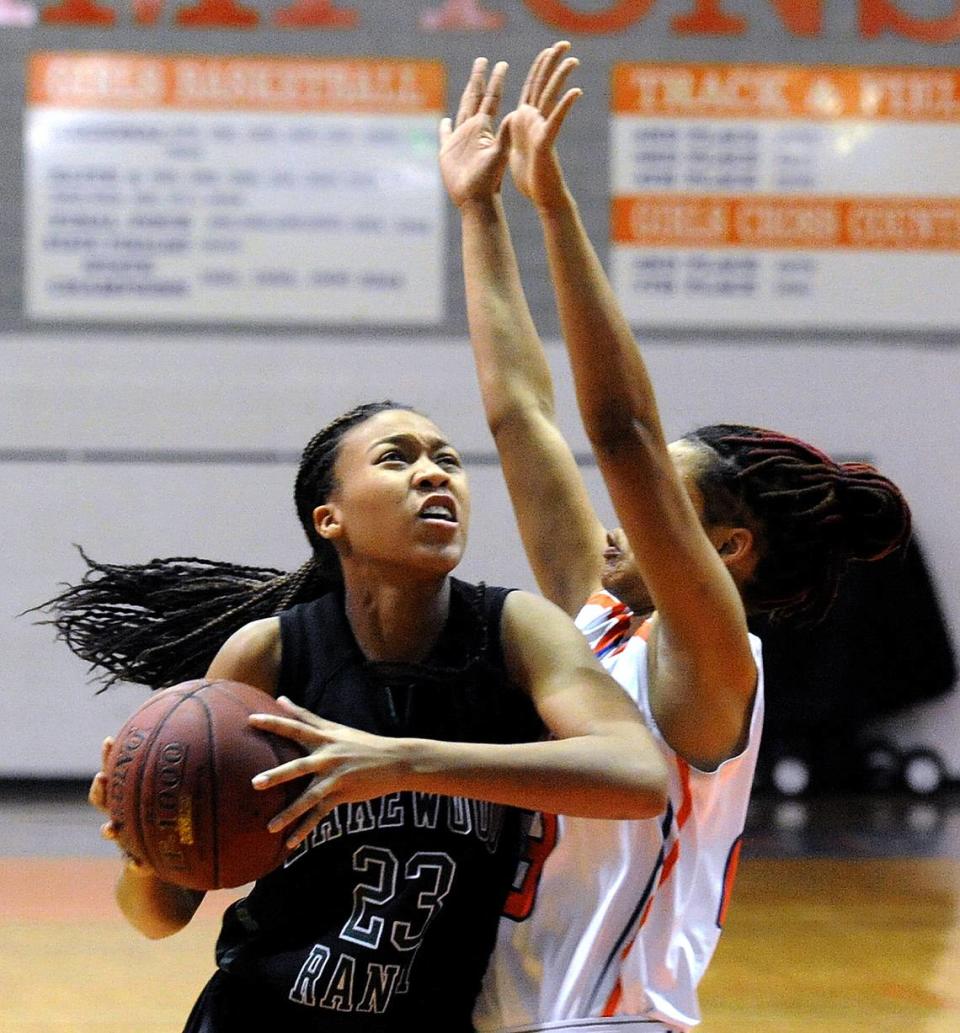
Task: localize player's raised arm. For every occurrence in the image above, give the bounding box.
[512,43,756,767]
[440,56,606,616]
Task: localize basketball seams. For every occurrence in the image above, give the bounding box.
[111,679,301,890]
[188,692,220,889]
[262,732,300,871]
[132,681,206,876]
[210,679,304,877]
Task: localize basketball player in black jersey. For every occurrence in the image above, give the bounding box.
[68,401,668,1032]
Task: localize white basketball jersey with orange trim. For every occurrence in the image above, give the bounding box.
[475,591,764,1033]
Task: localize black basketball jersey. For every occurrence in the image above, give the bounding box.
[200,578,543,1032]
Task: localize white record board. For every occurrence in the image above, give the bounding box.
[24,52,445,325]
[610,63,960,330]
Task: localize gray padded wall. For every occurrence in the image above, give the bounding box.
[2,1,959,775]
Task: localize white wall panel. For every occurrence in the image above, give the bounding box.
[1,332,956,776]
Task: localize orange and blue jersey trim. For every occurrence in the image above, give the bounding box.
[716,834,744,929]
[584,592,652,661]
[597,758,693,1017]
[587,801,673,1015]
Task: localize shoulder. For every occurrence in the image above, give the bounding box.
[278,592,337,624]
[217,616,281,655]
[448,576,517,637]
[205,617,282,695]
[450,577,514,607]
[501,589,598,656]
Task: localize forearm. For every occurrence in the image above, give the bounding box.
[459,196,607,612]
[460,196,557,429]
[539,192,666,449]
[115,862,203,939]
[399,726,667,820]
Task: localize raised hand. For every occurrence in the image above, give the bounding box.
[249,697,407,849]
[509,41,582,211]
[439,56,513,207]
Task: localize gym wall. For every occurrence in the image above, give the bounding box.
[1,1,958,778]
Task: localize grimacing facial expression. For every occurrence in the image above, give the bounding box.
[315,409,470,578]
[600,439,712,611]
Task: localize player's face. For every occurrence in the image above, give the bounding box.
[317,409,470,579]
[600,439,709,612]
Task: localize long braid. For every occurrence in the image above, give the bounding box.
[686,425,911,625]
[36,401,415,690]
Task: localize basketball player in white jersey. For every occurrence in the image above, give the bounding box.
[439,44,911,1033]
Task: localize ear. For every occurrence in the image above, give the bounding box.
[715,526,754,565]
[313,503,342,542]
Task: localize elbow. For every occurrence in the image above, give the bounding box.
[123,911,188,940]
[116,880,198,940]
[140,923,182,941]
[486,398,554,444]
[584,412,659,461]
[121,903,192,940]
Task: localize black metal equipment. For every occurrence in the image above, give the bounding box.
[750,536,957,795]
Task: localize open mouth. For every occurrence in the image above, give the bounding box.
[418,497,458,523]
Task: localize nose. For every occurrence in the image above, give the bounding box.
[412,458,450,489]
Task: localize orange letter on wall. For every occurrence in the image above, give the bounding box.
[41,0,115,24]
[861,0,960,42]
[274,0,359,27]
[420,0,505,31]
[671,0,745,35]
[673,0,822,36]
[175,0,259,27]
[769,0,823,35]
[133,0,162,24]
[523,0,655,34]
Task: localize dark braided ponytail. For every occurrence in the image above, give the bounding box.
[684,425,911,625]
[37,401,415,690]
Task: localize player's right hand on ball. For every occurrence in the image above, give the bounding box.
[90,736,157,876]
[88,736,116,840]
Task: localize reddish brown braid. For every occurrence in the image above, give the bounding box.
[684,424,912,625]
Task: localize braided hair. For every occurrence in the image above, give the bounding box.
[684,424,911,626]
[38,401,415,690]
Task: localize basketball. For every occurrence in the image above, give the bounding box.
[104,679,308,891]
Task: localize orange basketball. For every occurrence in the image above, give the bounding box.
[104,680,307,890]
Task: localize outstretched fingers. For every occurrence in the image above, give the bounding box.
[249,711,334,748]
[455,56,489,128]
[519,48,541,107]
[269,785,337,846]
[540,56,580,119]
[524,40,571,111]
[479,60,509,121]
[544,86,583,145]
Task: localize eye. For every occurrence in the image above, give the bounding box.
[436,452,462,469]
[377,448,406,464]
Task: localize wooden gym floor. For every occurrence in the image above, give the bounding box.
[2,783,959,1033]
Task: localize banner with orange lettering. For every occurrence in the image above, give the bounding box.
[25,52,445,324]
[609,63,960,329]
